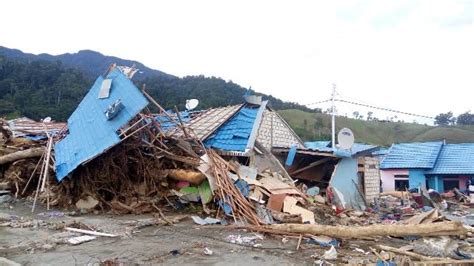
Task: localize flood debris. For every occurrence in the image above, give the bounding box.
[1,65,472,264]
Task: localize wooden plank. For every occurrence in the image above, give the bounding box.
[65,227,118,237]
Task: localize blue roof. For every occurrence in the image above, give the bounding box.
[154,110,191,131]
[427,144,474,175]
[204,106,259,152]
[380,141,443,169]
[304,141,332,152]
[304,141,377,157]
[55,69,149,181]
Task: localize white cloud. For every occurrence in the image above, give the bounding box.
[0,0,472,122]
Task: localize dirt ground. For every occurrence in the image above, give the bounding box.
[0,200,401,265]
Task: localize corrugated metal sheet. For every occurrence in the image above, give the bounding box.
[380,141,443,169]
[54,69,149,181]
[180,105,243,140]
[204,106,259,152]
[427,143,474,175]
[304,141,332,152]
[304,141,377,157]
[4,117,66,138]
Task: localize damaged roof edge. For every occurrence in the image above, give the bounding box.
[245,100,268,151]
[54,68,149,181]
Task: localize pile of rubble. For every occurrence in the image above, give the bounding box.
[1,65,473,264]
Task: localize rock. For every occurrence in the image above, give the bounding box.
[75,196,99,210]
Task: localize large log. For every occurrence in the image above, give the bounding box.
[0,147,44,165]
[264,221,467,238]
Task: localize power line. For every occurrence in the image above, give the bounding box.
[305,99,331,106]
[304,96,435,120]
[334,99,435,120]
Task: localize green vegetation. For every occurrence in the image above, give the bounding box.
[1,47,472,146]
[0,55,318,121]
[279,109,474,146]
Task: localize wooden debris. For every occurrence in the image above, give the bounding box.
[65,227,118,237]
[403,209,440,225]
[0,147,44,165]
[283,196,315,224]
[270,210,302,223]
[167,169,206,185]
[264,221,467,238]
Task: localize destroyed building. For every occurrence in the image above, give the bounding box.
[273,141,381,210]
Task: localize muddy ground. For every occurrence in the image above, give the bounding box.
[1,201,410,265]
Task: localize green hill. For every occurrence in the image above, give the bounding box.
[278,109,474,146]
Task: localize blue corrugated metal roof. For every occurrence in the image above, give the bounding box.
[427,143,474,175]
[204,106,258,152]
[55,69,149,181]
[154,110,190,131]
[380,141,443,169]
[304,141,331,151]
[304,141,377,157]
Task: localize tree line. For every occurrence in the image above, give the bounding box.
[0,56,320,121]
[435,111,474,126]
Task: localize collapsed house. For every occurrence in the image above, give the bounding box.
[380,141,474,193]
[273,141,381,210]
[176,98,305,177]
[1,117,65,141]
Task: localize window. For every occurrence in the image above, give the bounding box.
[443,180,459,191]
[395,179,409,191]
[394,175,409,191]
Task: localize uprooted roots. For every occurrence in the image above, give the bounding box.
[52,137,195,213]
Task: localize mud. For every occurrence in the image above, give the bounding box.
[1,201,399,265]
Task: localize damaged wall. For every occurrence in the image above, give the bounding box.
[329,157,366,210]
[360,156,380,204]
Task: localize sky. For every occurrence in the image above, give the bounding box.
[1,0,472,123]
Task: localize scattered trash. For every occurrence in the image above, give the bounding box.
[308,236,339,247]
[307,186,320,196]
[37,211,65,218]
[226,234,264,246]
[203,247,213,255]
[322,245,338,260]
[191,216,221,225]
[170,249,181,256]
[67,235,97,245]
[0,194,13,204]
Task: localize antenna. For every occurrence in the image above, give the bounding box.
[331,84,336,148]
[338,128,355,150]
[185,99,199,110]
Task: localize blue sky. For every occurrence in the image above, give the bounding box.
[0,0,472,123]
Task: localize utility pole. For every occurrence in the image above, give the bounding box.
[331,84,336,148]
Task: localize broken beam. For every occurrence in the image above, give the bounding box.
[289,157,332,176]
[0,147,44,165]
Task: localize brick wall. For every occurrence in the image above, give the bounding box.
[361,156,381,203]
[257,110,304,150]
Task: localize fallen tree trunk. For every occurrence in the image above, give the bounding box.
[167,169,206,184]
[378,244,435,261]
[264,221,467,238]
[0,147,44,165]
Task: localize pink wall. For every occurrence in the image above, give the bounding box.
[445,175,469,190]
[380,169,409,192]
